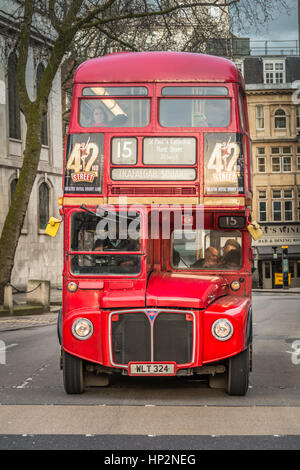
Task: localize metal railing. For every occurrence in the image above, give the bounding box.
[205,38,299,57]
[250,40,299,56]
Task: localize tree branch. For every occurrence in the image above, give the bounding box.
[75,0,237,31]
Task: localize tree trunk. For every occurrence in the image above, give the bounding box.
[0,108,43,304]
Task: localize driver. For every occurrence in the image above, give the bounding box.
[93,228,140,269]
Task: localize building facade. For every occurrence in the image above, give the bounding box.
[241,56,300,288]
[0,13,63,290]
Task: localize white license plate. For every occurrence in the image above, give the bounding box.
[129,362,175,376]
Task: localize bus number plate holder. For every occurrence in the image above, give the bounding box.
[129,362,176,376]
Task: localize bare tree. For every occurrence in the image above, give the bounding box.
[0,0,290,303]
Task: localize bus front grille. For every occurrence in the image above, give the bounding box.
[110,310,194,367]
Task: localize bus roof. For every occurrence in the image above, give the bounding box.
[74,51,244,86]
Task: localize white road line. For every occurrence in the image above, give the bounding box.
[0,343,18,351]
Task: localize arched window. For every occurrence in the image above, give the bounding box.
[36,63,48,146]
[38,182,49,230]
[274,109,286,129]
[8,54,21,139]
[10,178,18,203]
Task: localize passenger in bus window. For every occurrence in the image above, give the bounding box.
[91,106,108,126]
[191,246,220,269]
[221,248,241,269]
[221,239,241,268]
[222,239,241,257]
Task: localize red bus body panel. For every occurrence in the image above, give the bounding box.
[74,51,244,86]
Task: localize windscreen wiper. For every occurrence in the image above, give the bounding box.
[80,204,137,221]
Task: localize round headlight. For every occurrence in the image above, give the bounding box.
[72,318,94,340]
[212,319,233,341]
[67,281,78,292]
[230,280,241,291]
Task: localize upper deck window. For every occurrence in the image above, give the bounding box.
[82,86,148,96]
[162,86,228,96]
[159,98,230,128]
[80,98,150,128]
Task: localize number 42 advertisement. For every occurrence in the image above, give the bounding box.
[64,133,104,194]
[204,133,244,195]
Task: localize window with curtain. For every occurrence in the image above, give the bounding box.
[39,182,49,230]
[255,105,264,129]
[8,54,21,140]
[36,63,48,146]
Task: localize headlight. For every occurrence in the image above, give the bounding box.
[72,318,94,340]
[212,319,233,341]
[67,281,78,292]
[230,280,240,291]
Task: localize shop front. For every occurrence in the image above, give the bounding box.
[252,223,300,289]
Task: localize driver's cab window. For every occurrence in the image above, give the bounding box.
[70,210,142,275]
[172,230,242,270]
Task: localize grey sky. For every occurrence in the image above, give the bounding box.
[238,0,298,41]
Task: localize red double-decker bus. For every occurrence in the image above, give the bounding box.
[54,51,255,395]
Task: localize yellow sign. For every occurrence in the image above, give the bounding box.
[45,217,62,237]
[248,221,263,241]
[274,273,291,286]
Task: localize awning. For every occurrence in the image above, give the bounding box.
[255,245,300,260]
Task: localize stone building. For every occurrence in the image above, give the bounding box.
[240,55,300,288]
[0,10,63,290]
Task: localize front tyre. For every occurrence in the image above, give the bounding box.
[226,348,250,396]
[63,350,84,394]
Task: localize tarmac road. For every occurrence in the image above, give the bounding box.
[0,292,300,451]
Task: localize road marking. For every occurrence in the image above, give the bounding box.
[0,344,18,351]
[14,377,33,389]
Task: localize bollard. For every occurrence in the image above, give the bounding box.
[26,280,50,312]
[4,285,14,315]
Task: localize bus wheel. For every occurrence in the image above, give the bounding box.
[226,348,249,396]
[63,350,84,394]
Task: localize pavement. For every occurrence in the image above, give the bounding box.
[0,286,299,333]
[0,287,61,332]
[252,287,300,294]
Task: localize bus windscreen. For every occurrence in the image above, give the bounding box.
[70,210,142,276]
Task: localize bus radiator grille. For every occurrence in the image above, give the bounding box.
[110,310,194,366]
[111,313,151,365]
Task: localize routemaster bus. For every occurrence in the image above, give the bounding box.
[50,51,260,395]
